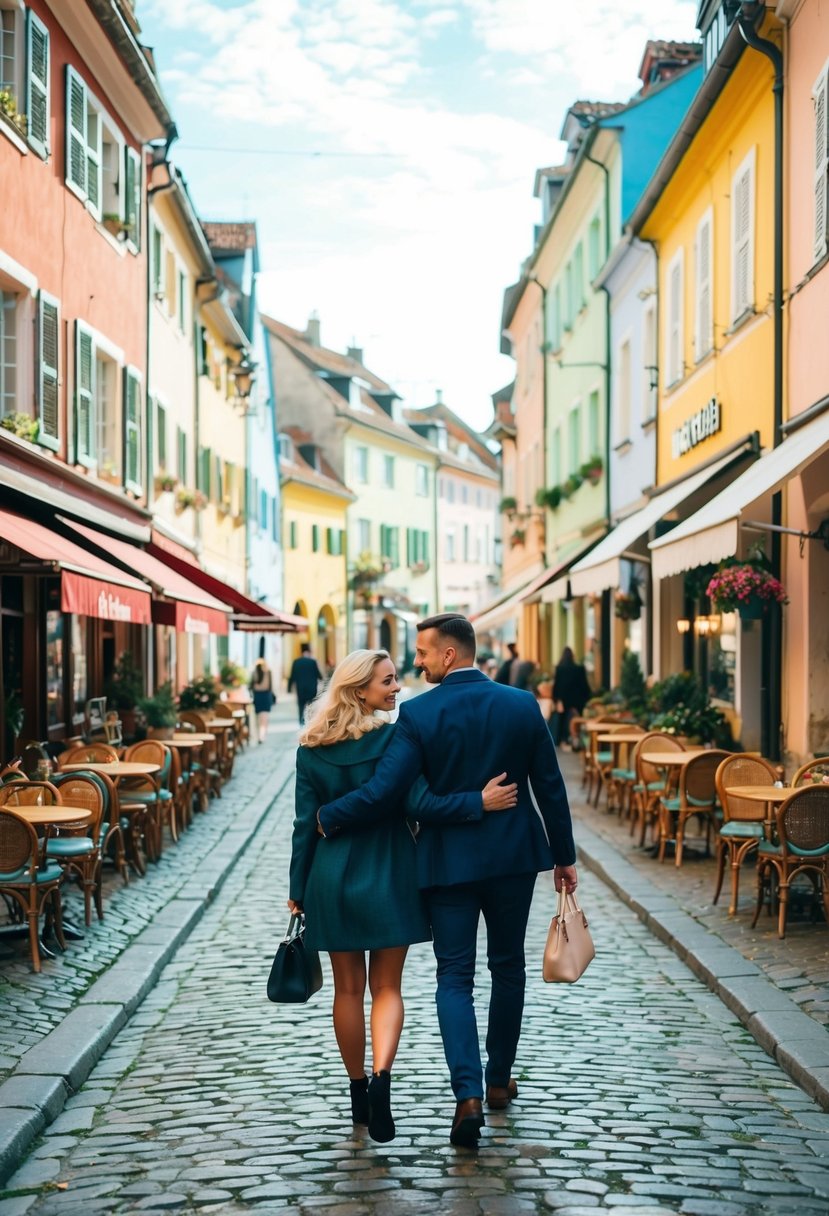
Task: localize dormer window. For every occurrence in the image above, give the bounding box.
[277,432,294,462]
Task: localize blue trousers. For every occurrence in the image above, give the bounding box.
[425,872,537,1101]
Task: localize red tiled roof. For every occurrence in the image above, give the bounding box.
[403,403,497,472]
[280,428,355,500]
[262,316,393,393]
[569,100,627,120]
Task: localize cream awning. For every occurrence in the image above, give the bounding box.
[649,411,829,580]
[569,452,740,597]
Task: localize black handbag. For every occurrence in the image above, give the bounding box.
[267,914,323,1003]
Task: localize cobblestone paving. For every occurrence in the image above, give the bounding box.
[559,753,829,1028]
[0,711,297,1086]
[3,763,829,1216]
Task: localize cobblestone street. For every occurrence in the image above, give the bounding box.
[3,727,829,1215]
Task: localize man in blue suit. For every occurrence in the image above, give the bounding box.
[318,613,578,1147]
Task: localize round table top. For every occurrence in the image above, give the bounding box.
[231,709,246,719]
[225,694,252,705]
[203,719,234,730]
[639,749,710,767]
[168,734,215,746]
[6,805,93,826]
[583,720,635,732]
[62,761,159,776]
[726,784,791,803]
[597,732,646,745]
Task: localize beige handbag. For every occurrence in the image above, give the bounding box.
[543,889,595,983]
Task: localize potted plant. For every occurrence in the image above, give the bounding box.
[102,212,133,240]
[580,455,604,485]
[529,671,554,700]
[104,650,144,740]
[137,681,178,740]
[219,659,248,690]
[178,673,220,713]
[176,488,196,512]
[561,473,583,499]
[706,561,787,620]
[509,528,526,548]
[0,89,27,137]
[0,411,38,441]
[3,688,25,751]
[155,471,178,493]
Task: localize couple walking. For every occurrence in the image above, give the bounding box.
[288,613,577,1147]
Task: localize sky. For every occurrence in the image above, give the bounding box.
[138,0,699,431]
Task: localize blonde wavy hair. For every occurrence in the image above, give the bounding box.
[299,649,392,748]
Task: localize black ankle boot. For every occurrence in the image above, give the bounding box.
[367,1069,395,1142]
[350,1076,369,1125]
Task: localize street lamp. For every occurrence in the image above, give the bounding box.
[230,354,256,405]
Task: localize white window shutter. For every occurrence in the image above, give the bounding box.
[26,11,50,158]
[732,150,755,322]
[695,213,712,361]
[125,148,142,250]
[37,292,60,451]
[124,368,142,493]
[75,322,95,466]
[814,67,829,263]
[65,67,87,195]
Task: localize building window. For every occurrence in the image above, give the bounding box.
[177,426,187,485]
[587,214,601,279]
[353,445,368,483]
[357,518,371,553]
[74,323,95,467]
[588,391,600,459]
[93,351,119,482]
[0,7,17,96]
[311,523,320,552]
[643,304,657,423]
[694,209,713,361]
[380,524,399,568]
[383,453,394,488]
[407,528,429,568]
[151,225,165,297]
[567,406,580,475]
[0,289,18,418]
[289,520,298,549]
[665,248,684,388]
[446,477,455,504]
[415,463,429,496]
[326,527,343,556]
[551,426,562,487]
[177,269,187,334]
[124,368,142,494]
[574,241,585,309]
[813,60,829,264]
[37,291,59,451]
[155,400,167,471]
[731,147,755,324]
[617,343,631,444]
[445,530,455,562]
[462,525,470,562]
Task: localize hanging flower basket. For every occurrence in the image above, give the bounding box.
[705,563,787,617]
[614,590,641,621]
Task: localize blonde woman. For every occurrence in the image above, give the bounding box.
[288,649,516,1144]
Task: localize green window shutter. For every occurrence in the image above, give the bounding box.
[74,322,95,466]
[422,532,429,566]
[406,527,413,566]
[123,368,142,493]
[65,67,87,195]
[340,529,346,554]
[151,225,165,296]
[326,526,334,554]
[177,427,187,484]
[312,524,320,553]
[124,148,141,249]
[26,11,50,157]
[156,401,167,469]
[37,292,59,451]
[86,107,101,219]
[204,448,213,498]
[289,520,297,549]
[389,527,399,568]
[214,455,222,503]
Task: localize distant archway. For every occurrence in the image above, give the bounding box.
[292,600,310,661]
[379,614,394,658]
[317,604,336,671]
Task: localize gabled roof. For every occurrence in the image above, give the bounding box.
[262,316,394,394]
[279,427,355,502]
[403,403,498,473]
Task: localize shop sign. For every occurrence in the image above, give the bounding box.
[97,589,134,621]
[183,613,210,636]
[672,397,721,459]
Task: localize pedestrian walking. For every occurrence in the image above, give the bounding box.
[317,614,577,1148]
[494,641,519,684]
[288,648,517,1144]
[551,646,592,749]
[287,643,324,724]
[249,658,275,745]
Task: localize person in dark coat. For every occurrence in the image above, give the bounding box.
[288,648,517,1144]
[249,658,274,745]
[287,643,324,724]
[551,647,592,748]
[494,642,519,685]
[317,614,577,1149]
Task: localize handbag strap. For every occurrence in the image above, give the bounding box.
[282,913,304,943]
[554,888,589,926]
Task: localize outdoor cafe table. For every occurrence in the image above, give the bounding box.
[597,732,646,746]
[639,749,710,767]
[167,736,215,827]
[723,784,791,837]
[60,761,160,778]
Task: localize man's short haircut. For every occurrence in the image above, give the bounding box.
[417,612,476,658]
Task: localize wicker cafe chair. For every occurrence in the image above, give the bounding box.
[713,754,778,916]
[121,741,173,858]
[584,716,630,805]
[657,750,731,867]
[81,768,129,886]
[211,702,237,779]
[791,760,829,788]
[0,780,62,808]
[752,785,829,938]
[607,727,646,818]
[0,809,66,972]
[57,743,120,767]
[630,733,685,847]
[179,712,222,804]
[48,773,106,925]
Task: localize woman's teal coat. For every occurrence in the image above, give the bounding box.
[290,725,430,951]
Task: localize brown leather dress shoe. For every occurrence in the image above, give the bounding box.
[486,1079,519,1109]
[450,1097,485,1147]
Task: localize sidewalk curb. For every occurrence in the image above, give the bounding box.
[0,756,295,1186]
[576,821,829,1111]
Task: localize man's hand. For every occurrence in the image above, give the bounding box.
[482,772,518,812]
[554,864,578,893]
[287,899,303,915]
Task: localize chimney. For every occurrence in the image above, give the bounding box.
[347,344,363,365]
[435,388,443,405]
[305,312,320,347]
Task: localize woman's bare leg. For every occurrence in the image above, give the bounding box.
[257,711,269,743]
[329,950,368,1078]
[368,946,407,1072]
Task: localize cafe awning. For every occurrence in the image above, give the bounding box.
[59,519,230,635]
[148,533,307,633]
[649,411,829,579]
[0,508,152,624]
[569,451,740,597]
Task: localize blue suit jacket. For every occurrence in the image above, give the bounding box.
[318,668,576,887]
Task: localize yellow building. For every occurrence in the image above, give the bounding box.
[633,3,782,751]
[279,427,353,671]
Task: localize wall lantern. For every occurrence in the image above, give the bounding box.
[230,354,256,402]
[676,618,691,634]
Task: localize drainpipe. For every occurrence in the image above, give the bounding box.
[584,146,613,688]
[738,5,784,760]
